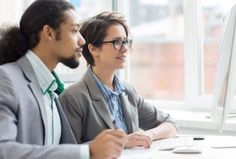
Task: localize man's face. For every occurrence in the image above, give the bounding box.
[53,9,85,68]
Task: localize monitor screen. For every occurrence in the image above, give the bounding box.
[211,4,236,131]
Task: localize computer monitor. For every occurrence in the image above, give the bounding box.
[211,4,236,132]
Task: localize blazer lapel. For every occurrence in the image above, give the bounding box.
[83,69,114,129]
[120,91,134,133]
[17,56,48,144]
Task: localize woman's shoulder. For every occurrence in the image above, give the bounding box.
[62,79,89,98]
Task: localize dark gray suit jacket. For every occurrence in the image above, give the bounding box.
[59,69,177,144]
[0,57,86,159]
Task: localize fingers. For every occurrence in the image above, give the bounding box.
[102,129,127,145]
[105,129,127,137]
[104,129,128,158]
[134,132,152,145]
[110,129,128,149]
[89,129,128,159]
[136,140,150,148]
[126,132,153,149]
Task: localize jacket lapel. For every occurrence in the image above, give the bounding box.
[83,69,114,129]
[120,92,134,133]
[17,56,48,144]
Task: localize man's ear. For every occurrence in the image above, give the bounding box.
[41,25,56,41]
[88,43,99,57]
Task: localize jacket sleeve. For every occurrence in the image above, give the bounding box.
[0,67,89,159]
[123,81,178,131]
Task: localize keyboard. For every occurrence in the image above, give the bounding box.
[157,136,194,150]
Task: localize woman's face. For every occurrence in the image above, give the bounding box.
[93,24,130,71]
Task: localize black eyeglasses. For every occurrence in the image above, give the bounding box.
[101,39,132,51]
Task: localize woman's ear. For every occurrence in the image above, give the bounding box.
[88,43,99,57]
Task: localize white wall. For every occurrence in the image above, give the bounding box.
[0,0,35,25]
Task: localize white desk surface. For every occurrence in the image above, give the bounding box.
[119,135,236,159]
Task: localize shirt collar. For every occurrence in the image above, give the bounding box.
[113,74,125,94]
[25,50,58,94]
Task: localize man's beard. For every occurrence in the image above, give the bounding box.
[60,56,80,69]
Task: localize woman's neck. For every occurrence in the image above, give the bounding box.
[92,66,116,90]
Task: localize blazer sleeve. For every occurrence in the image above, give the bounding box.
[0,68,89,159]
[123,82,178,131]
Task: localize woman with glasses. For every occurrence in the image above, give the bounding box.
[59,12,177,148]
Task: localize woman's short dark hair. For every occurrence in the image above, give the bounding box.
[80,12,130,66]
[0,0,74,65]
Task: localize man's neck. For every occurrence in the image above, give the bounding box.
[31,47,58,71]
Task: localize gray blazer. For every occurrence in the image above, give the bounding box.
[0,57,86,159]
[59,69,177,144]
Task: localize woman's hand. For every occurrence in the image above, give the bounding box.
[125,131,152,149]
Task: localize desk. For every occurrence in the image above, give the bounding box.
[119,135,236,159]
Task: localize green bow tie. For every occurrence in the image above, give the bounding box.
[52,71,64,95]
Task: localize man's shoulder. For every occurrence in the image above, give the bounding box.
[0,61,18,69]
[0,62,21,77]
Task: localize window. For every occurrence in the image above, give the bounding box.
[126,0,185,101]
[118,0,236,123]
[0,0,31,24]
[117,0,236,109]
